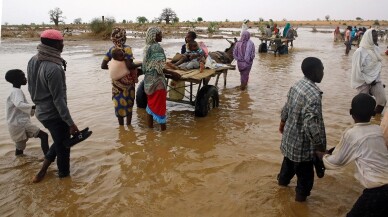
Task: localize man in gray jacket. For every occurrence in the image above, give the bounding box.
[27,29,79,183]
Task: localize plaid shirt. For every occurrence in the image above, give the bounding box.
[280,77,326,162]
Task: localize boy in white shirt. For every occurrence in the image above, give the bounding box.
[5,69,49,156]
[317,93,388,216]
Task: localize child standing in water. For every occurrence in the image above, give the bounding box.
[5,69,49,156]
[278,57,326,202]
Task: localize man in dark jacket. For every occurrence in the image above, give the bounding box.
[27,29,79,183]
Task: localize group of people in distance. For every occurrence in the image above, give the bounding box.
[4,24,388,215]
[278,28,388,216]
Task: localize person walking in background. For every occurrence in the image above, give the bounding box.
[5,69,49,156]
[101,28,140,125]
[333,26,342,42]
[317,93,388,217]
[345,26,352,54]
[278,57,326,202]
[142,27,181,131]
[241,19,249,32]
[27,29,79,183]
[233,30,255,90]
[282,23,291,38]
[351,29,386,122]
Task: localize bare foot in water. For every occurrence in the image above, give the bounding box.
[32,171,46,183]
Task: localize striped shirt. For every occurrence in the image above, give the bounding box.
[280,77,327,162]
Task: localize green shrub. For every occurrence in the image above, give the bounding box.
[89,17,115,38]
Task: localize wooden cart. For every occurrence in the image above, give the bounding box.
[136,64,235,117]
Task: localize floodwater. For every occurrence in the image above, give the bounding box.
[0,28,388,217]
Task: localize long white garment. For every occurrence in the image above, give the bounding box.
[6,88,34,142]
[351,29,383,88]
[323,123,388,189]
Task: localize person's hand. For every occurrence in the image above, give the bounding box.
[279,121,285,134]
[69,124,79,135]
[315,151,327,160]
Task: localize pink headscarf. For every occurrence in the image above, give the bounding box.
[233,30,255,63]
[40,29,63,40]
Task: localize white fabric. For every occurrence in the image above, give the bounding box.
[108,59,130,80]
[6,88,35,142]
[323,123,388,189]
[351,29,383,88]
[241,23,248,32]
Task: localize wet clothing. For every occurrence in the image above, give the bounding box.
[346,184,388,217]
[143,27,167,124]
[233,31,255,86]
[6,88,40,148]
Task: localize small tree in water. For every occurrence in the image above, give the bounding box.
[325,15,330,21]
[49,7,66,27]
[159,8,177,24]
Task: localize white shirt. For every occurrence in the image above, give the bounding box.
[323,123,388,189]
[6,88,34,141]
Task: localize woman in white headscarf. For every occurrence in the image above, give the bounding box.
[351,29,385,116]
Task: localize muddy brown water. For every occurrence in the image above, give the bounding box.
[1,28,388,217]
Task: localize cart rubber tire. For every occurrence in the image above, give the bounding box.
[136,80,147,108]
[195,85,219,117]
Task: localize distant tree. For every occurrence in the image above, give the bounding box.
[90,17,115,38]
[374,20,380,25]
[73,18,82,25]
[159,8,177,24]
[355,17,363,21]
[259,17,264,22]
[4,22,8,26]
[173,17,179,23]
[48,7,66,27]
[325,15,330,21]
[317,18,321,21]
[225,19,229,22]
[137,16,149,24]
[122,19,127,24]
[197,17,203,22]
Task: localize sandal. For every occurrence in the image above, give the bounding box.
[63,127,92,148]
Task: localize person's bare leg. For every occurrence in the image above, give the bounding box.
[37,130,49,155]
[118,117,124,125]
[147,114,154,128]
[32,159,51,183]
[126,113,132,125]
[161,123,166,131]
[174,56,188,66]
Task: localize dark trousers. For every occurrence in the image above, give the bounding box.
[347,184,388,217]
[278,157,314,197]
[41,118,71,177]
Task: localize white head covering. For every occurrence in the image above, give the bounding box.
[359,29,383,62]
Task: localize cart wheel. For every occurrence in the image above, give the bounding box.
[136,80,147,108]
[195,85,219,117]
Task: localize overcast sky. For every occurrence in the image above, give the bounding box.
[1,0,387,25]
